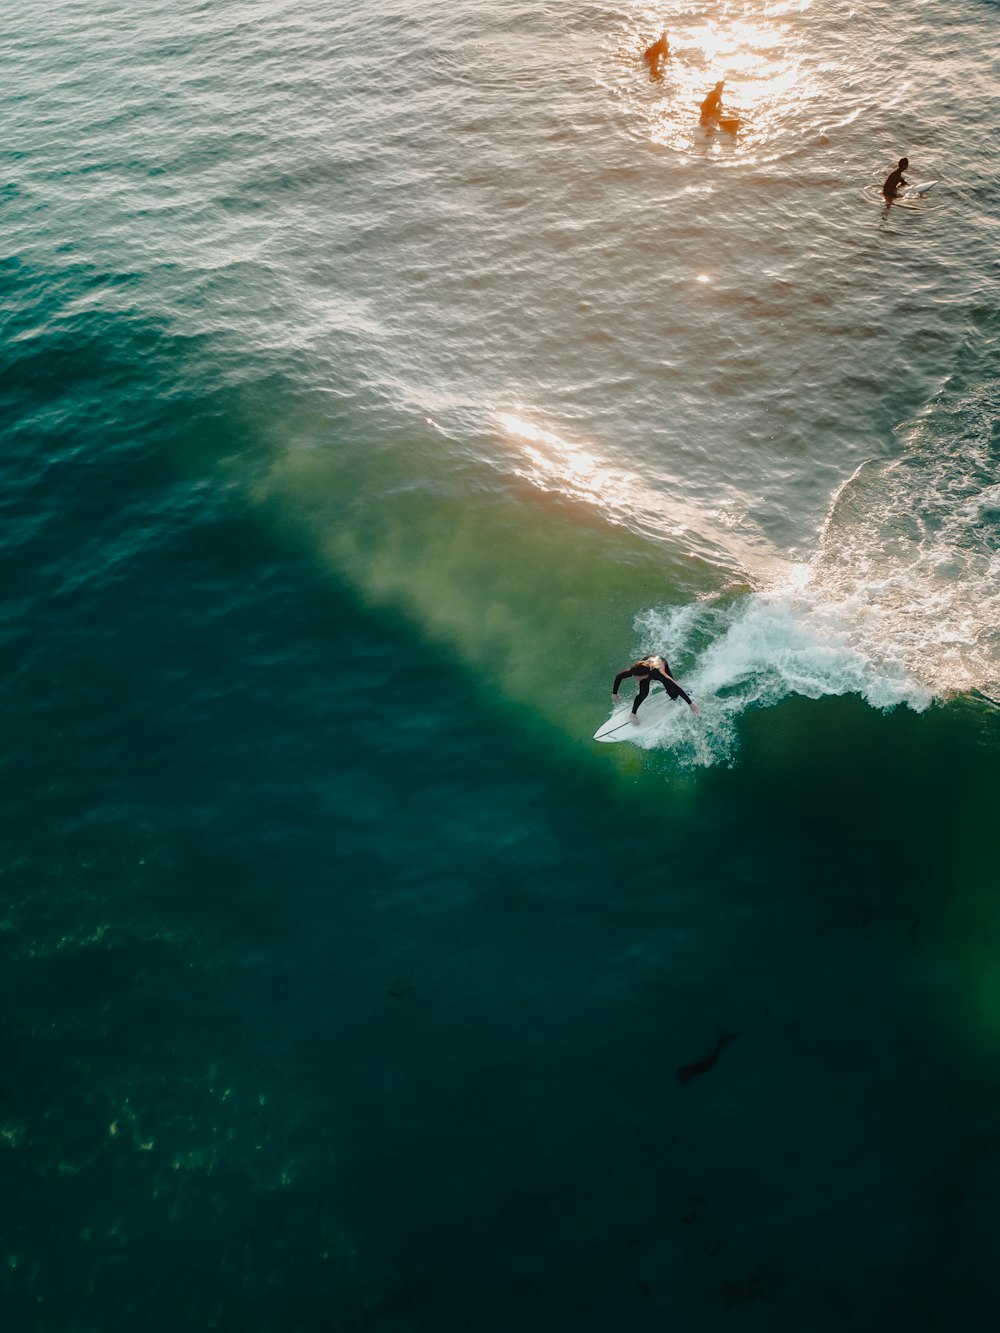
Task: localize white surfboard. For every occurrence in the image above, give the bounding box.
[593,691,678,744]
[900,179,937,197]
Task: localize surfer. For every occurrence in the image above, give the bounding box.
[643,32,670,79]
[882,156,909,201]
[699,80,725,123]
[612,654,700,722]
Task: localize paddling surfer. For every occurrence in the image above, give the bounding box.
[882,156,909,201]
[613,654,700,722]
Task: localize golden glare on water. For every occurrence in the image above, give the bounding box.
[497,411,779,575]
[627,1,817,156]
[498,411,663,529]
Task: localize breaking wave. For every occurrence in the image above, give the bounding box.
[633,381,1000,765]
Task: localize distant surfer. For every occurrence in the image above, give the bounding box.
[699,80,725,123]
[882,156,909,201]
[613,654,700,722]
[643,33,670,79]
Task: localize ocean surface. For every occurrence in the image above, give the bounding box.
[3,1,1000,1328]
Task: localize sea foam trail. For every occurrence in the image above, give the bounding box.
[634,578,936,768]
[632,383,1000,766]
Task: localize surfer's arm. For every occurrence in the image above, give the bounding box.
[612,668,635,696]
[652,669,694,708]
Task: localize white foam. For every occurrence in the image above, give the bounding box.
[632,394,1000,767]
[634,579,935,767]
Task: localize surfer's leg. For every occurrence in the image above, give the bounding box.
[632,679,650,714]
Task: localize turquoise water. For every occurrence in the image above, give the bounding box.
[3,1,1000,1328]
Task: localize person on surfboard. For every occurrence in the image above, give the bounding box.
[699,81,726,123]
[643,32,670,79]
[882,156,909,201]
[613,654,700,723]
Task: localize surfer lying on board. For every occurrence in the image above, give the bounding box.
[643,33,670,79]
[882,156,909,201]
[613,655,700,722]
[699,81,725,123]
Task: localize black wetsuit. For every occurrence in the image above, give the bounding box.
[882,166,908,200]
[613,659,693,714]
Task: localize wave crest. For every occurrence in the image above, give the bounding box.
[633,384,999,765]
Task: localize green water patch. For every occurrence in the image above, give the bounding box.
[253,415,735,753]
[4,268,999,1329]
[706,690,1000,1064]
[3,440,999,1330]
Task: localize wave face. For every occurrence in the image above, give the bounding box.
[632,369,1000,764]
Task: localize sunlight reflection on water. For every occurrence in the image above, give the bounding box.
[619,0,820,159]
